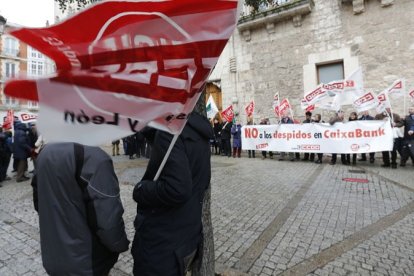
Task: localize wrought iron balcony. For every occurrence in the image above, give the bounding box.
[238,0,314,40]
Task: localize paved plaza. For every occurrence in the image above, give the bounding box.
[0,148,413,275]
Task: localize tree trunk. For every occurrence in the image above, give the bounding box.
[192,185,215,276]
[192,91,215,276]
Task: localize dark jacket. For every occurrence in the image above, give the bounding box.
[132,113,213,276]
[220,121,232,140]
[13,123,32,159]
[32,143,129,276]
[403,114,414,140]
[359,114,374,121]
[231,123,242,148]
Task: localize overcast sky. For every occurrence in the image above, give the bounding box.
[0,0,55,27]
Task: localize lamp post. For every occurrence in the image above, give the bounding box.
[0,15,7,35]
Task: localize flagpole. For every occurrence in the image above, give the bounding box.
[404,91,407,116]
[154,132,180,181]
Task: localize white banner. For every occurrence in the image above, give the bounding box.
[242,120,393,154]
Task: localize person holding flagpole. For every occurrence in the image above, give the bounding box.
[400,106,414,167]
[358,111,376,163]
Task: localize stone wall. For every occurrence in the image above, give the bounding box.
[212,0,414,124]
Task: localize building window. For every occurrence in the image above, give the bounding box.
[4,96,19,106]
[317,61,344,84]
[30,61,44,76]
[3,37,18,56]
[27,101,39,108]
[5,63,16,78]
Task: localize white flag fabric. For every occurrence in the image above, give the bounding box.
[334,67,365,105]
[353,92,378,113]
[206,95,219,119]
[386,79,405,98]
[376,91,392,113]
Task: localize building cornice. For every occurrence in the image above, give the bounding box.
[237,0,314,41]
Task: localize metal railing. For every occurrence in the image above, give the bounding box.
[239,0,311,24]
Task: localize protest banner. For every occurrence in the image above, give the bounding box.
[4,0,238,145]
[241,120,393,154]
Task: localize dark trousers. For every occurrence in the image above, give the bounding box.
[136,142,146,157]
[303,153,315,161]
[316,153,323,161]
[382,139,402,165]
[360,152,375,161]
[331,154,346,164]
[232,147,241,158]
[16,159,28,181]
[262,151,273,158]
[346,154,357,164]
[0,154,11,181]
[248,150,255,158]
[222,138,231,157]
[401,140,414,164]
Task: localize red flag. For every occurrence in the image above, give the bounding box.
[4,0,238,145]
[221,105,234,123]
[2,110,14,130]
[274,99,291,117]
[245,101,254,117]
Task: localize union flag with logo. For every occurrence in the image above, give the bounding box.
[4,0,238,145]
[221,105,234,123]
[245,100,254,117]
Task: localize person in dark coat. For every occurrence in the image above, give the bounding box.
[346,112,358,165]
[131,112,213,276]
[400,106,414,166]
[358,111,376,163]
[220,120,232,157]
[231,120,242,158]
[127,134,137,159]
[31,143,129,276]
[302,111,313,161]
[13,122,32,182]
[313,114,324,164]
[135,131,146,158]
[213,118,222,155]
[329,110,347,165]
[0,129,12,186]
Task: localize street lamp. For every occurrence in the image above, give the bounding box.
[0,15,7,35]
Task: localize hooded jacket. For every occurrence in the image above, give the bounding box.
[32,143,129,276]
[132,113,213,276]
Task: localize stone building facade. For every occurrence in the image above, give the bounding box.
[209,0,413,123]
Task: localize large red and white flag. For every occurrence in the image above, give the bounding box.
[4,0,238,145]
[2,110,14,130]
[221,105,234,123]
[386,79,405,98]
[353,92,378,113]
[245,100,254,117]
[274,98,291,117]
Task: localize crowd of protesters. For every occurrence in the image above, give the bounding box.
[0,121,41,186]
[209,107,414,169]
